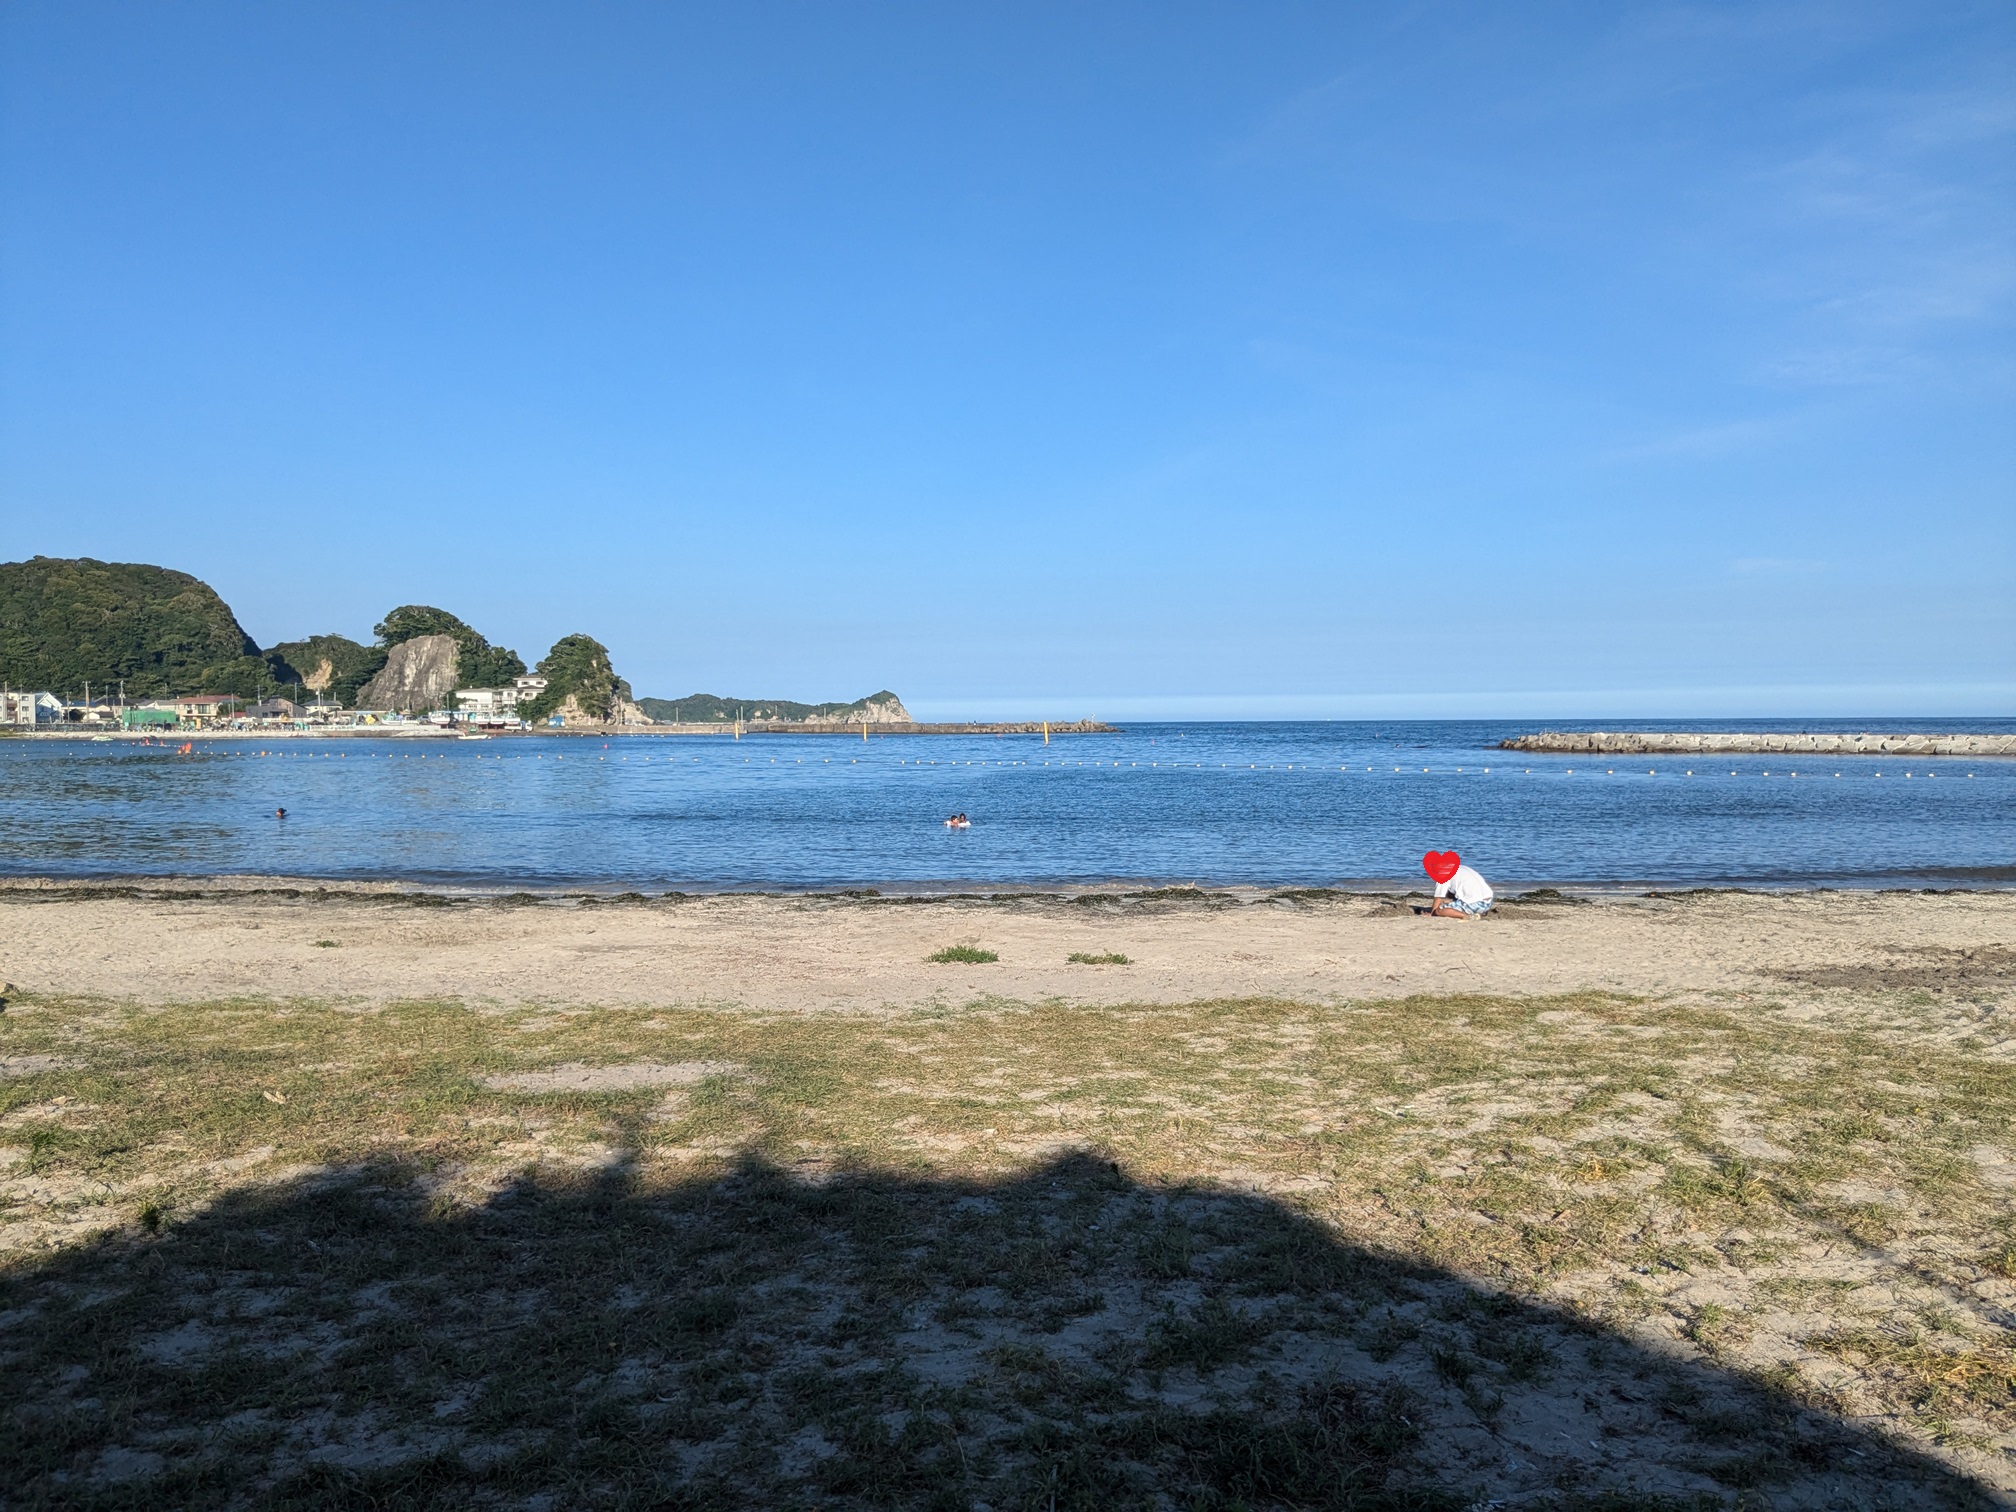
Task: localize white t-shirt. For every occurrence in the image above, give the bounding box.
[1434,864,1493,907]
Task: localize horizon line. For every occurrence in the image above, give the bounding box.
[900,684,2016,723]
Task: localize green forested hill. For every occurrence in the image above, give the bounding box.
[261,633,387,707]
[519,634,629,723]
[1,556,886,721]
[0,556,274,699]
[0,558,545,709]
[374,605,525,688]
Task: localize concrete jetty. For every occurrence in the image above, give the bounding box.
[1500,731,2016,757]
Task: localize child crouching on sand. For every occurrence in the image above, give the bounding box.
[1423,851,1494,919]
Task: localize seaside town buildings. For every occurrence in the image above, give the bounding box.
[450,675,548,725]
[3,690,63,726]
[164,694,242,725]
[6,670,660,733]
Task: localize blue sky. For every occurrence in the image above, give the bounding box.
[2,2,2010,718]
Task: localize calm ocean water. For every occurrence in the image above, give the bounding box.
[1,719,2010,892]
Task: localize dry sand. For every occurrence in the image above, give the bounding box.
[2,882,2011,1012]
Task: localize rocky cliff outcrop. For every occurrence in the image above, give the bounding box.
[517,634,626,724]
[356,634,460,713]
[792,691,912,727]
[374,607,524,688]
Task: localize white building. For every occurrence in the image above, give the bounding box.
[453,687,518,718]
[167,695,240,724]
[1,691,62,727]
[453,676,549,724]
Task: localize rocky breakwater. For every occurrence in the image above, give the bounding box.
[1501,730,2016,757]
[357,634,458,714]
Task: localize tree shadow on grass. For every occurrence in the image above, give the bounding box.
[0,1150,1990,1510]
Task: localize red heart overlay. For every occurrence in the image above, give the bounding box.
[1422,850,1461,884]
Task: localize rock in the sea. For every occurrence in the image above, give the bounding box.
[357,634,460,713]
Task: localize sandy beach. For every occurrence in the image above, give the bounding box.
[4,881,2012,1014]
[4,882,2013,1506]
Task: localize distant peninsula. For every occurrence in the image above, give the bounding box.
[0,556,933,732]
[637,692,911,727]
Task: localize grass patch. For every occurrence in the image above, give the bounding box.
[0,983,1998,1506]
[926,944,998,963]
[1067,951,1131,965]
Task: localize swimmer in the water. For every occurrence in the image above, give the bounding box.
[275,807,287,820]
[945,813,970,829]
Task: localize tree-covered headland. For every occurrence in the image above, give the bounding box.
[0,557,272,700]
[374,606,526,690]
[1,556,884,724]
[0,559,531,708]
[518,634,629,723]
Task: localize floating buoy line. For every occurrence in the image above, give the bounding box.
[134,741,1991,787]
